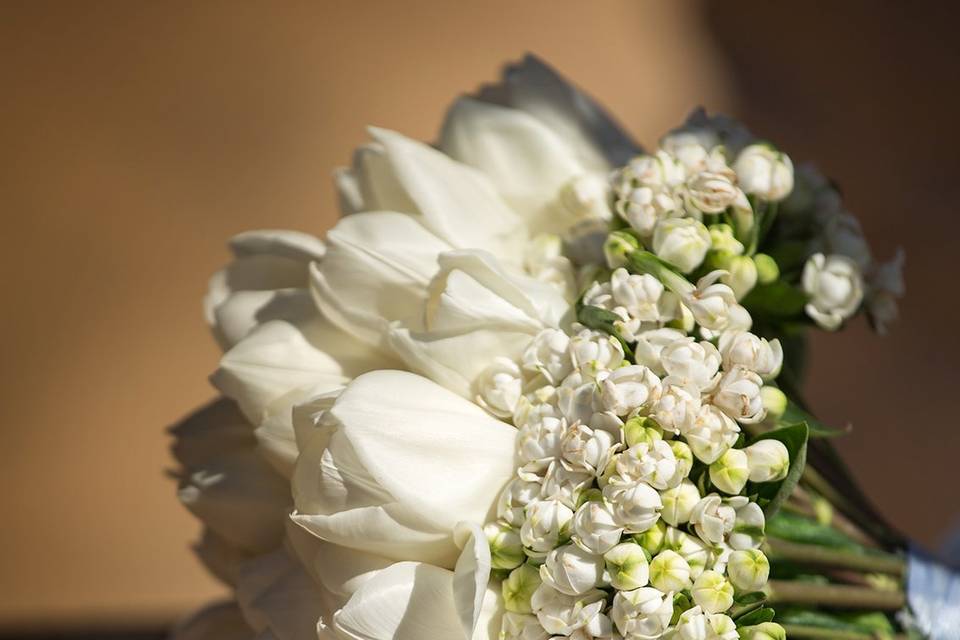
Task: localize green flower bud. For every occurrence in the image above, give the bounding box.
[722,255,758,301]
[708,223,745,255]
[707,248,736,270]
[604,541,650,590]
[624,416,663,447]
[709,448,750,495]
[660,480,700,526]
[739,622,787,640]
[691,569,735,614]
[632,519,666,556]
[485,522,524,570]
[501,563,542,614]
[669,440,694,480]
[604,230,641,269]
[649,549,692,592]
[727,549,770,592]
[760,386,787,421]
[753,253,779,284]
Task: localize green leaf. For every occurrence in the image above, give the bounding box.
[740,280,807,319]
[781,400,848,438]
[776,608,895,634]
[747,422,808,519]
[575,303,634,359]
[734,607,776,626]
[734,591,767,606]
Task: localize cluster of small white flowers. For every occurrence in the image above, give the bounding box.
[482,310,790,639]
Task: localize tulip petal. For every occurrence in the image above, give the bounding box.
[453,522,493,640]
[169,601,255,640]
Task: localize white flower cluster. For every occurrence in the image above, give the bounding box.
[483,309,790,639]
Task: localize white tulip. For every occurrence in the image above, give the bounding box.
[653,217,712,274]
[562,423,618,475]
[728,499,766,551]
[540,544,605,596]
[599,365,662,416]
[683,404,740,464]
[570,329,625,379]
[611,587,674,640]
[500,612,550,640]
[485,522,524,570]
[541,460,594,509]
[802,253,864,330]
[603,480,663,533]
[475,357,523,418]
[663,527,710,580]
[572,500,624,554]
[691,570,735,614]
[499,478,544,527]
[523,328,574,385]
[685,171,740,214]
[531,583,608,637]
[660,480,701,527]
[743,440,790,483]
[604,542,651,591]
[522,499,575,554]
[734,143,794,202]
[685,271,738,332]
[503,564,544,614]
[689,494,737,546]
[660,337,722,390]
[292,371,516,567]
[709,448,750,495]
[633,327,686,376]
[518,416,568,468]
[616,440,679,491]
[727,549,770,592]
[712,366,766,424]
[649,549,692,592]
[718,331,783,381]
[651,380,702,435]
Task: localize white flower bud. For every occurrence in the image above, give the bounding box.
[570,329,625,379]
[557,373,600,426]
[684,404,740,464]
[651,380,702,435]
[743,439,790,483]
[660,480,701,526]
[610,268,665,322]
[500,612,550,640]
[707,613,739,640]
[503,563,543,614]
[633,327,686,376]
[692,570,735,614]
[727,549,770,592]
[518,416,567,467]
[661,337,722,390]
[523,328,574,385]
[664,527,710,580]
[599,365,662,416]
[802,253,864,330]
[603,542,650,591]
[649,548,692,592]
[531,583,607,637]
[676,606,708,640]
[541,460,594,509]
[617,184,682,236]
[475,357,523,418]
[712,366,765,424]
[685,271,738,332]
[709,223,744,256]
[718,331,783,382]
[689,494,736,545]
[734,144,794,202]
[561,423,618,476]
[669,440,695,483]
[738,622,787,640]
[522,499,575,553]
[498,477,543,527]
[623,415,663,448]
[653,217,712,274]
[540,544,605,596]
[513,394,560,431]
[709,447,750,495]
[721,255,758,301]
[686,171,740,214]
[560,173,613,221]
[572,500,624,554]
[617,439,679,491]
[661,132,714,172]
[760,386,787,421]
[611,587,674,640]
[603,230,641,269]
[729,499,765,551]
[486,522,525,570]
[602,480,662,533]
[526,233,578,301]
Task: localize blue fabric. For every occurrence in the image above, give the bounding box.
[907,546,960,639]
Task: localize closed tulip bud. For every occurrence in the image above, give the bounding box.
[721,255,758,301]
[540,544,605,596]
[739,622,787,640]
[499,612,550,640]
[709,448,750,495]
[760,386,787,421]
[743,440,790,483]
[604,230,641,268]
[727,549,770,592]
[708,223,744,256]
[572,500,623,554]
[734,144,794,202]
[660,480,701,527]
[604,541,651,590]
[653,217,712,274]
[623,415,663,448]
[753,253,779,284]
[691,570,735,614]
[503,563,543,613]
[633,519,666,556]
[649,549,692,591]
[486,522,525,570]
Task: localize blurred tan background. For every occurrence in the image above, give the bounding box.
[1,0,957,634]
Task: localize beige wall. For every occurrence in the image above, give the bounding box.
[0,0,734,630]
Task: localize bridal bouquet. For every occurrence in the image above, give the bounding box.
[171,56,950,640]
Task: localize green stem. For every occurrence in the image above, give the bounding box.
[766,580,905,610]
[801,465,899,547]
[766,538,905,577]
[782,625,907,640]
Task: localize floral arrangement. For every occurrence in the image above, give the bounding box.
[171,56,945,640]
